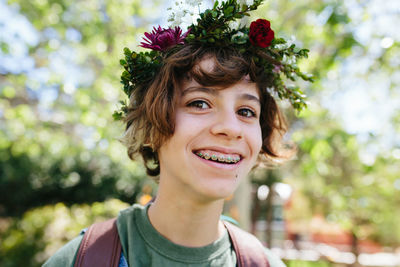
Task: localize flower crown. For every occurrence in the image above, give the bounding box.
[113,0,313,121]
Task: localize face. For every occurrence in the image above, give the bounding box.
[157,60,263,202]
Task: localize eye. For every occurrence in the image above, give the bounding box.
[237,108,256,118]
[187,100,210,109]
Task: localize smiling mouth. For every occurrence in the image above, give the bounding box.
[194,150,241,164]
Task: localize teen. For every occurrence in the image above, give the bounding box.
[44,0,312,266]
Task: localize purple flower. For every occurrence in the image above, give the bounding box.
[140,26,190,52]
[273,64,282,73]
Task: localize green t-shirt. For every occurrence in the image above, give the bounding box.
[43,204,286,266]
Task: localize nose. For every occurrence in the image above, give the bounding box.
[210,109,243,140]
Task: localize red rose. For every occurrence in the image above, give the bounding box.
[249,19,275,48]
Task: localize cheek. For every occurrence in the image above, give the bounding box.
[248,124,263,156]
[175,112,208,135]
[168,114,204,152]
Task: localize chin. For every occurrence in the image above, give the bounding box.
[195,175,242,202]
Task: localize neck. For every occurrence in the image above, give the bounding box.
[147,187,225,247]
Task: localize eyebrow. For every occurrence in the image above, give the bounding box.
[181,86,261,105]
[240,93,261,106]
[181,86,218,96]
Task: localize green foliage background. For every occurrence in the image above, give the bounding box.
[0,0,399,266]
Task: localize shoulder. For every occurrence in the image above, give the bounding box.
[42,234,83,267]
[116,203,144,237]
[223,221,286,267]
[116,203,145,236]
[118,203,144,218]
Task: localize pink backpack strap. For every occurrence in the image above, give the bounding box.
[223,221,270,267]
[74,218,121,267]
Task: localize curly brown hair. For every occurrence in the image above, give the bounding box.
[121,44,289,176]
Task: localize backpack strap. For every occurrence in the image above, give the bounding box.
[74,218,121,267]
[73,217,269,267]
[223,221,270,267]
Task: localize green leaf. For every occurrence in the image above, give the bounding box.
[112,111,124,121]
[223,6,234,16]
[213,1,219,9]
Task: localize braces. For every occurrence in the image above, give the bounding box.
[196,152,240,163]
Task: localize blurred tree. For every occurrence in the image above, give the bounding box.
[252,0,400,253]
[0,0,163,214]
[0,199,129,267]
[251,169,281,248]
[0,146,147,216]
[285,106,400,258]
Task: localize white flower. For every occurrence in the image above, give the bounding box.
[282,55,297,65]
[175,10,186,20]
[228,20,240,30]
[266,87,278,97]
[231,31,245,39]
[168,0,202,27]
[282,55,288,64]
[171,17,183,27]
[274,36,297,50]
[245,0,254,6]
[191,10,200,25]
[287,35,296,46]
[231,31,247,44]
[275,44,288,50]
[185,0,202,6]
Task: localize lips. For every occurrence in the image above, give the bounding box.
[193,149,242,164]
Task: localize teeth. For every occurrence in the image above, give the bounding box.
[196,151,240,163]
